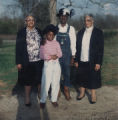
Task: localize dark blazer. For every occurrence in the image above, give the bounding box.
[16,27,42,66]
[75,27,104,66]
[75,27,104,89]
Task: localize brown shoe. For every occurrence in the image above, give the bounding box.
[64,86,71,101]
[40,102,46,109]
[51,102,58,107]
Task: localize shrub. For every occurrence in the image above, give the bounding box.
[0,38,3,47]
[104,30,118,39]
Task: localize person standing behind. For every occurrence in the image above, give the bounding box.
[40,24,62,109]
[56,8,76,100]
[74,14,104,104]
[16,15,43,107]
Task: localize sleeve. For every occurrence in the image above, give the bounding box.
[74,32,80,62]
[95,30,104,65]
[36,27,43,38]
[40,46,44,60]
[15,30,23,65]
[69,26,76,56]
[40,45,51,60]
[56,42,62,58]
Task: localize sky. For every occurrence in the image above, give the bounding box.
[0,0,118,18]
[0,0,21,18]
[0,0,7,15]
[0,0,14,15]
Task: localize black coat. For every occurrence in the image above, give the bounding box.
[75,27,104,89]
[15,27,42,66]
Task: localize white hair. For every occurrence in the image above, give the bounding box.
[84,14,94,20]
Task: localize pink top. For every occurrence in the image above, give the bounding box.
[40,40,62,60]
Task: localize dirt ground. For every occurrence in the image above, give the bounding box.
[0,86,118,120]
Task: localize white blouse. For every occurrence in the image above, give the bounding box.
[80,26,93,62]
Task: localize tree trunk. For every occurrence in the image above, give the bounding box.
[49,0,57,25]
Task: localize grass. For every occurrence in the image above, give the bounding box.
[0,42,17,94]
[0,31,118,94]
[102,31,118,85]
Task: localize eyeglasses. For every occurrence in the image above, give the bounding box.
[26,19,34,22]
[85,19,92,22]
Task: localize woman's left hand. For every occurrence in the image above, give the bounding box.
[17,64,22,71]
[95,64,101,71]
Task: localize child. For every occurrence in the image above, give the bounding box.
[40,24,62,108]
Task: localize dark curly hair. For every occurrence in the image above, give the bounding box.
[40,24,58,45]
[43,24,59,35]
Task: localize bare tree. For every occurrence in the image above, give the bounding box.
[12,0,41,17]
[12,0,57,25]
[49,0,57,25]
[89,0,118,7]
[58,0,118,9]
[5,0,118,26]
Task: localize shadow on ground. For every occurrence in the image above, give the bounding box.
[12,83,50,120]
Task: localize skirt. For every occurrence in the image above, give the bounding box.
[18,60,44,86]
[76,61,101,89]
[76,62,90,88]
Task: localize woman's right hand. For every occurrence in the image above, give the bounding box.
[74,62,79,68]
[50,55,58,60]
[17,64,22,71]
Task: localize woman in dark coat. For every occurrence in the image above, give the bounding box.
[16,15,43,106]
[74,14,104,104]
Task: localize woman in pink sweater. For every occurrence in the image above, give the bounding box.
[40,24,62,109]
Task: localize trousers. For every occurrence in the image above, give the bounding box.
[59,58,71,87]
[40,60,61,103]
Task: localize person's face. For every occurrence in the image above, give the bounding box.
[59,15,68,25]
[25,16,35,29]
[85,16,94,28]
[46,32,55,41]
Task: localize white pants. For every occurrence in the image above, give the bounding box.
[40,60,61,103]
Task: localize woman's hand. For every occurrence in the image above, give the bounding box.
[17,64,22,71]
[70,57,74,66]
[50,55,58,60]
[74,62,79,68]
[95,64,100,71]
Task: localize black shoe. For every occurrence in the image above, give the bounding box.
[40,103,46,109]
[90,100,96,104]
[25,103,32,107]
[90,97,97,104]
[76,94,85,100]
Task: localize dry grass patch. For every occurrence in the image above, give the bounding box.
[0,80,6,87]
